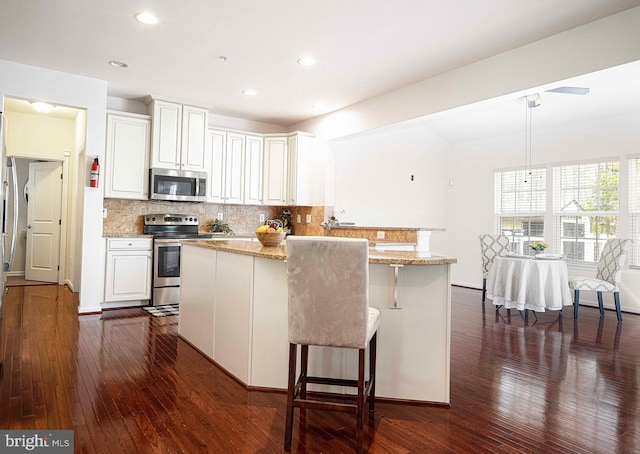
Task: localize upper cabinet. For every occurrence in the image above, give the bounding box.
[147,98,208,171]
[206,129,264,205]
[244,135,264,205]
[263,132,322,207]
[104,111,151,200]
[262,136,288,206]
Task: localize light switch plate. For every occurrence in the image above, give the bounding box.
[297,214,301,223]
[259,214,265,222]
[306,214,312,223]
[102,208,108,219]
[217,212,224,220]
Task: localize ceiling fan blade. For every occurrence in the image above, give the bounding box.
[545,86,590,95]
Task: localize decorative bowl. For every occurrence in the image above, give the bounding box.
[256,231,286,247]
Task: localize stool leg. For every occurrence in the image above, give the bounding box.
[574,290,580,320]
[284,343,297,451]
[300,345,309,399]
[369,332,377,413]
[356,348,365,454]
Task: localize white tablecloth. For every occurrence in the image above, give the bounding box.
[486,256,573,311]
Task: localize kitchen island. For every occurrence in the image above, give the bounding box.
[179,239,456,405]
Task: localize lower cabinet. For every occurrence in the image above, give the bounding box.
[104,238,152,302]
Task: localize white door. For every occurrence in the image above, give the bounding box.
[25,161,63,282]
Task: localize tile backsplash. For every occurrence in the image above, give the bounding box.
[103,199,327,237]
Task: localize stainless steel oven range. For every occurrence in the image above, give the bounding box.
[144,214,214,306]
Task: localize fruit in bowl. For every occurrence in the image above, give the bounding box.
[256,223,285,247]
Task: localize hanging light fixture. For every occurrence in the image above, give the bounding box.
[523,93,541,183]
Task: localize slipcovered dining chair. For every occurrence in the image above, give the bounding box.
[570,238,631,322]
[479,234,511,302]
[284,236,380,454]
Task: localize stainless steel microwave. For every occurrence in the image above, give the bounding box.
[149,168,207,202]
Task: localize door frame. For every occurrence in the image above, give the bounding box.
[14,156,68,285]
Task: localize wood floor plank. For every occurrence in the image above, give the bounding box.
[1,284,639,452]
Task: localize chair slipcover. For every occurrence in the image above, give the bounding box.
[569,239,631,292]
[570,238,631,321]
[286,236,380,349]
[479,234,511,278]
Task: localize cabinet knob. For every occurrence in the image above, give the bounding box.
[128,243,133,246]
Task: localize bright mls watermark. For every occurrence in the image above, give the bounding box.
[0,430,73,453]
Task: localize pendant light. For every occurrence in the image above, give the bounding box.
[523,94,540,183]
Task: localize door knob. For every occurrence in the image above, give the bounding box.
[26,225,32,229]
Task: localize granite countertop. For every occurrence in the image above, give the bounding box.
[104,233,149,238]
[184,239,456,266]
[329,226,445,231]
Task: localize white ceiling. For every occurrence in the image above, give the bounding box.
[1,0,640,131]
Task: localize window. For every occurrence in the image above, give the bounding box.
[494,168,546,256]
[554,161,619,262]
[629,157,640,266]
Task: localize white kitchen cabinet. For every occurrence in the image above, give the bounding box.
[104,238,152,302]
[206,129,263,205]
[147,98,208,171]
[225,132,245,204]
[104,111,151,200]
[206,129,226,203]
[287,132,322,206]
[244,134,263,205]
[262,136,288,205]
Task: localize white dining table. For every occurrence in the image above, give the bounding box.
[486,255,573,312]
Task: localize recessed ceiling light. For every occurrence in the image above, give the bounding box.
[243,89,257,96]
[134,12,159,25]
[31,102,55,113]
[297,56,317,66]
[109,60,129,69]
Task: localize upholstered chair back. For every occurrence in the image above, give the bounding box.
[596,239,631,289]
[479,234,511,278]
[286,236,370,349]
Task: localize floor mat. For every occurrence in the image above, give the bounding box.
[143,304,179,317]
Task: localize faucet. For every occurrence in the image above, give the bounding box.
[320,221,332,236]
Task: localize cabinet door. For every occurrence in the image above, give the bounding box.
[262,137,288,206]
[150,100,182,169]
[105,113,150,200]
[104,250,152,302]
[180,105,208,171]
[225,133,245,204]
[287,133,320,206]
[206,129,226,203]
[244,135,263,205]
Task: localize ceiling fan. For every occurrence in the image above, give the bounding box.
[544,86,590,95]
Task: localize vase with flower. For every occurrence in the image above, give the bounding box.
[530,241,548,256]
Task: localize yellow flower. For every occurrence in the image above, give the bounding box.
[530,241,548,251]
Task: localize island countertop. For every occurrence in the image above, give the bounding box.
[184,239,457,265]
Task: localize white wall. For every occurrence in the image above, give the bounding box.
[329,123,451,230]
[1,59,107,313]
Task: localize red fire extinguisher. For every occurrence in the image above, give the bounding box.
[90,157,100,188]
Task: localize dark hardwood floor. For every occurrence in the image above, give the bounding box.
[1,284,638,453]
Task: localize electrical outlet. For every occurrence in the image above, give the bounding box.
[102,208,108,219]
[259,214,265,222]
[377,231,385,239]
[297,214,301,223]
[217,212,224,220]
[306,214,312,223]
